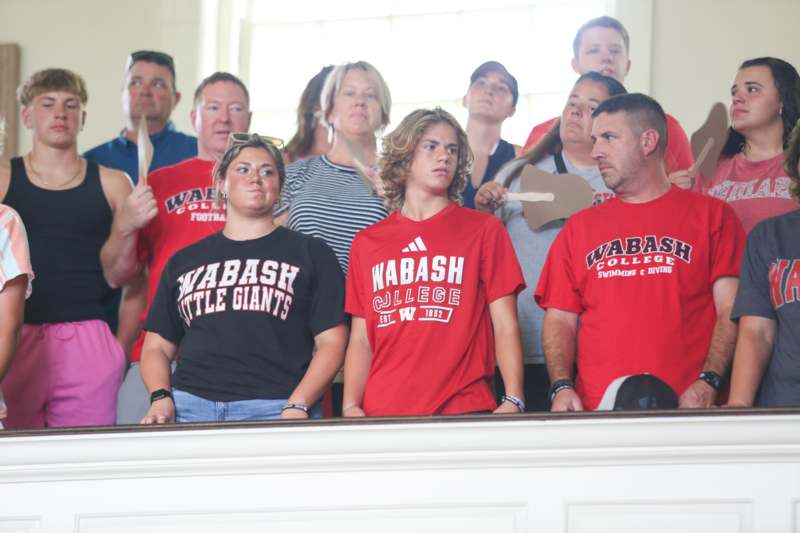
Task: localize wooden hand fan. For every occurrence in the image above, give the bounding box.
[137,115,154,185]
[690,102,728,182]
[518,163,594,231]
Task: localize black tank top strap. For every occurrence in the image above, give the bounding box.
[554,151,568,174]
[85,158,101,183]
[9,156,25,179]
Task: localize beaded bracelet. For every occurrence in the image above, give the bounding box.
[500,394,526,413]
[281,402,309,413]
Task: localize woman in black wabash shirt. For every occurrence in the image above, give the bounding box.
[140,134,348,423]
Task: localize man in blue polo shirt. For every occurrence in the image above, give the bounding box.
[84,51,197,362]
[84,50,197,183]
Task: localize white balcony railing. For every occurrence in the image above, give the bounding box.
[2,410,799,532]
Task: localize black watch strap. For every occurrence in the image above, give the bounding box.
[150,388,173,404]
[549,378,576,401]
[698,371,724,391]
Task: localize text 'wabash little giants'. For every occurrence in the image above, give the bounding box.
[175,259,299,326]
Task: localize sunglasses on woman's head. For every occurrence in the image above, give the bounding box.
[228,132,284,150]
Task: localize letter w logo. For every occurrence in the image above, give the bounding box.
[398,307,416,321]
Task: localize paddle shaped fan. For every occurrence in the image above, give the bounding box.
[690,102,728,183]
[517,163,594,231]
[137,115,154,186]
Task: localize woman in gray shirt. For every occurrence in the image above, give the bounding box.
[475,72,626,410]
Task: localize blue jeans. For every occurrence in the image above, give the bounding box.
[173,389,322,422]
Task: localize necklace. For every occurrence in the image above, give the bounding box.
[25,154,85,190]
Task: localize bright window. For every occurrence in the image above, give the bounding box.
[212,0,614,146]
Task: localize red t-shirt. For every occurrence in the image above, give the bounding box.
[700,153,796,234]
[345,204,525,416]
[535,186,745,410]
[130,157,225,362]
[523,113,694,175]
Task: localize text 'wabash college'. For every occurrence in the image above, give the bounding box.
[175,259,299,326]
[585,235,693,279]
[370,251,464,328]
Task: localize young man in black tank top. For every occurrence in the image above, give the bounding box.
[0,68,137,428]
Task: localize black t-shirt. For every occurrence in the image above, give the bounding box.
[732,209,800,407]
[145,227,346,401]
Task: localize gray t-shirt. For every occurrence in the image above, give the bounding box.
[494,154,611,364]
[731,208,800,407]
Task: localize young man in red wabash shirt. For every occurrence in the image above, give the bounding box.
[343,108,526,417]
[523,16,695,188]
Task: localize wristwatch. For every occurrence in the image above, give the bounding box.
[150,388,173,404]
[549,378,576,401]
[698,371,724,391]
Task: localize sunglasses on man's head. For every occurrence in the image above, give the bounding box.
[228,132,285,150]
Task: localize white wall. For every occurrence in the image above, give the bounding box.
[0,0,203,155]
[647,0,800,135]
[1,0,799,156]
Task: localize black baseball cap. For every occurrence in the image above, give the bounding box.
[597,374,678,411]
[469,61,519,106]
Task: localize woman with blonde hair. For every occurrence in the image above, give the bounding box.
[277,61,391,273]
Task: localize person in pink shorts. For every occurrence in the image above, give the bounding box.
[0,69,131,428]
[698,57,800,234]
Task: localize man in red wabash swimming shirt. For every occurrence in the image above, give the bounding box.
[342,108,526,417]
[100,72,252,423]
[536,93,745,412]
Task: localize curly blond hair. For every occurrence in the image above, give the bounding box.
[379,108,472,212]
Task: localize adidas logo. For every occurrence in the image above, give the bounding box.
[402,236,427,252]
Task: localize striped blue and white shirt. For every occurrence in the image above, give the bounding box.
[278,156,387,273]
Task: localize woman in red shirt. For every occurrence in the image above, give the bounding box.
[700,57,800,233]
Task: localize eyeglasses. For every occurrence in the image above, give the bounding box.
[228,132,285,151]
